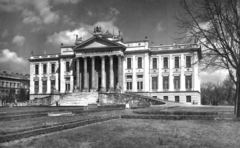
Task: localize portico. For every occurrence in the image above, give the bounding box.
[73,35,125,92]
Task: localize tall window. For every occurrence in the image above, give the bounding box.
[174,76,180,89]
[152,77,158,90]
[175,57,179,68]
[51,80,55,92]
[185,75,192,89]
[43,64,47,74]
[186,56,191,67]
[42,81,47,94]
[34,81,39,94]
[127,58,131,69]
[163,76,169,89]
[137,81,143,90]
[51,64,55,73]
[35,65,39,75]
[127,82,132,90]
[186,96,191,102]
[163,57,168,68]
[175,96,180,102]
[137,57,142,68]
[152,58,157,69]
[66,61,70,72]
[65,84,70,92]
[137,75,143,91]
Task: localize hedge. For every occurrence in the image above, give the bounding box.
[121,115,215,120]
[133,111,218,115]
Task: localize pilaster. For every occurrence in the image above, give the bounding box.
[101,56,106,92]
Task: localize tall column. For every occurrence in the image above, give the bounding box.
[101,56,106,92]
[83,57,88,92]
[109,55,114,92]
[91,56,96,91]
[118,55,123,91]
[76,58,80,91]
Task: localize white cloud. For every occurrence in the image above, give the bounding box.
[46,27,92,46]
[157,21,164,32]
[12,35,26,46]
[200,69,228,83]
[0,49,28,73]
[0,0,81,25]
[87,10,94,16]
[22,10,42,24]
[46,20,120,46]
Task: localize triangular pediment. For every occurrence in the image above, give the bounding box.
[73,36,126,50]
[82,41,109,48]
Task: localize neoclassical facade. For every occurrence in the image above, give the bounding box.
[29,28,202,104]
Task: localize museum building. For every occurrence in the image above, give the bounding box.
[29,27,202,104]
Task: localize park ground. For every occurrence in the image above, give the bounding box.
[0,105,240,148]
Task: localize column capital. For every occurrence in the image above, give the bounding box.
[90,56,95,59]
[100,55,105,59]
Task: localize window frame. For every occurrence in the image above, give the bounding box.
[127,58,132,69]
[163,76,169,89]
[174,76,180,89]
[186,56,191,68]
[163,57,168,69]
[152,58,157,69]
[66,61,70,72]
[175,96,180,102]
[51,63,55,73]
[186,96,191,102]
[175,56,180,68]
[43,64,47,74]
[137,57,142,69]
[35,64,39,75]
[34,81,39,94]
[152,76,158,90]
[185,75,192,89]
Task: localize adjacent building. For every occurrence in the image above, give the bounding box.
[0,71,30,104]
[29,27,202,104]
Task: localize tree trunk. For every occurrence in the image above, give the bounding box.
[236,72,240,118]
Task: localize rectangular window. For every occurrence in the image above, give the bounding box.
[127,82,132,90]
[163,76,169,89]
[65,84,70,92]
[127,58,131,69]
[174,76,180,89]
[152,77,158,90]
[175,57,179,68]
[34,81,39,94]
[163,57,168,68]
[42,81,47,94]
[175,96,180,102]
[164,96,168,101]
[153,58,157,69]
[66,61,70,72]
[137,81,143,90]
[185,75,192,89]
[138,57,142,68]
[35,65,39,75]
[186,96,191,102]
[51,64,55,73]
[126,75,132,79]
[186,56,191,67]
[51,80,55,92]
[137,75,143,78]
[43,64,47,74]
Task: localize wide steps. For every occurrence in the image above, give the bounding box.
[58,92,98,106]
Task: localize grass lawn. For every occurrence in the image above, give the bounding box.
[0,110,125,134]
[1,119,240,148]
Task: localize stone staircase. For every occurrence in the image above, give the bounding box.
[58,92,98,106]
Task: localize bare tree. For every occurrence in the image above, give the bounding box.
[176,0,240,117]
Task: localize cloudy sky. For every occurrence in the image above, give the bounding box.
[0,0,227,83]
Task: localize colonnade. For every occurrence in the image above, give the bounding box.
[75,55,123,92]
